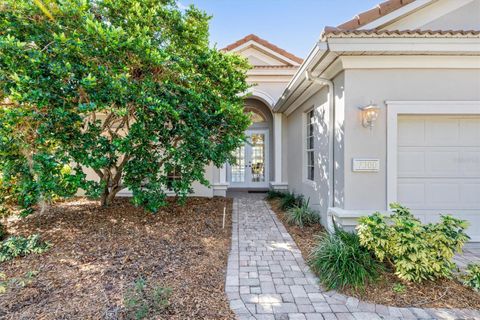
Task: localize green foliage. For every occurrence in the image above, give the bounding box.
[0,0,251,212]
[0,270,39,294]
[285,198,320,228]
[265,189,286,200]
[279,192,303,211]
[357,203,469,282]
[124,278,171,320]
[463,263,480,292]
[309,229,381,290]
[0,234,50,262]
[392,282,406,294]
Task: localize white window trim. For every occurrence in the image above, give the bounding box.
[303,108,316,185]
[386,100,480,208]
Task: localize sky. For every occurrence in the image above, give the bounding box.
[181,0,382,58]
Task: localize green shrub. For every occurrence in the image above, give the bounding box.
[309,229,381,290]
[357,203,469,283]
[0,234,51,262]
[463,263,480,292]
[265,189,286,200]
[124,278,171,320]
[285,199,320,227]
[279,192,303,211]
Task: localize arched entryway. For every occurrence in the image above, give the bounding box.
[227,98,273,189]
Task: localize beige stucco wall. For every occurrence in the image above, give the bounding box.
[285,72,346,224]
[342,68,480,211]
[82,164,214,198]
[385,0,480,31]
[421,0,480,30]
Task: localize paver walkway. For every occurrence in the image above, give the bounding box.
[225,192,480,320]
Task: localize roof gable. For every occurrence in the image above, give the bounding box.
[222,34,303,67]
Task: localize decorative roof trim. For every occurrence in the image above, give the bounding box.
[322,28,480,39]
[222,34,304,64]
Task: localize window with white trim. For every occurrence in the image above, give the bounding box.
[306,109,314,181]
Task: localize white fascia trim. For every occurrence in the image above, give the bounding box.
[230,40,301,66]
[337,55,480,69]
[386,101,480,207]
[327,37,480,53]
[361,0,434,30]
[247,68,298,76]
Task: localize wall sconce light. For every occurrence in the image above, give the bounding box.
[359,104,380,129]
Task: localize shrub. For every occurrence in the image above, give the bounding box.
[309,229,381,290]
[279,192,303,211]
[265,189,286,200]
[463,263,480,292]
[357,203,469,282]
[285,199,320,227]
[124,278,171,320]
[0,234,51,262]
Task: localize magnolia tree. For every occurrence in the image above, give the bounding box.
[0,0,251,213]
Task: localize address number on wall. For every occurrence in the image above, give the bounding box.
[352,158,380,172]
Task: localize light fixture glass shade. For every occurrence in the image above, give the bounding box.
[360,104,380,128]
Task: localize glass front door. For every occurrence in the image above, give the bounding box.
[230,130,269,188]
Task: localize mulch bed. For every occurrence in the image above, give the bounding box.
[0,197,235,319]
[267,198,480,309]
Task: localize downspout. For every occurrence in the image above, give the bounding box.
[305,70,335,209]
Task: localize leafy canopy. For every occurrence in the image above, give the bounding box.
[0,0,251,213]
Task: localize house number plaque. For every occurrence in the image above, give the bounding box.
[352,158,380,172]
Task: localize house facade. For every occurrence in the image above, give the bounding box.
[119,0,480,241]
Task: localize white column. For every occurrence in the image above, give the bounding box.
[219,164,227,184]
[271,113,288,190]
[212,164,229,197]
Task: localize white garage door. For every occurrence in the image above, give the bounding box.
[397,115,480,241]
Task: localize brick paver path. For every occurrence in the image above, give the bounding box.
[225,192,480,320]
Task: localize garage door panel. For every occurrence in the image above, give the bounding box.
[463,151,480,175]
[425,151,461,176]
[398,118,425,146]
[426,118,460,145]
[399,178,480,210]
[460,118,480,145]
[462,183,480,205]
[398,151,425,176]
[398,147,480,178]
[397,182,425,205]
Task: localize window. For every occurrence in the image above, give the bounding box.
[306,109,314,181]
[246,108,266,123]
[166,167,182,190]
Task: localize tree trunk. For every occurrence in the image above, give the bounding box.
[99,170,123,207]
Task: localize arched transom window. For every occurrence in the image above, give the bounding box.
[246,109,266,123]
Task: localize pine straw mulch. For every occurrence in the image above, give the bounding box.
[0,197,235,320]
[266,198,480,309]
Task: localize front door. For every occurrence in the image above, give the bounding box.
[229,130,269,188]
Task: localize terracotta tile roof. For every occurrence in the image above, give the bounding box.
[322,28,480,39]
[221,34,303,64]
[337,0,415,30]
